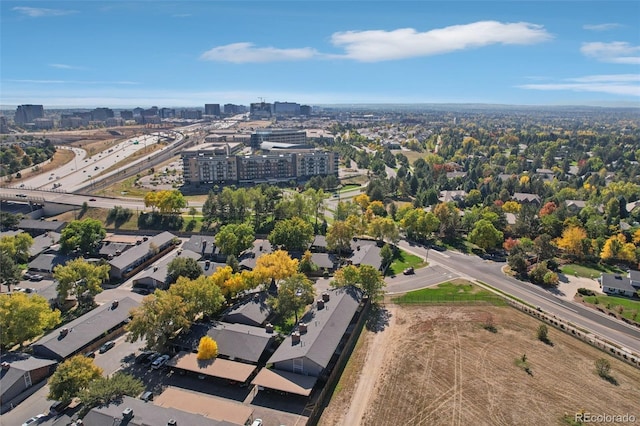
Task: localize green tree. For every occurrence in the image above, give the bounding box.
[268,217,314,252]
[226,254,239,273]
[169,275,225,320]
[0,254,21,291]
[368,217,399,243]
[54,259,110,308]
[0,211,21,229]
[305,187,326,230]
[0,233,34,263]
[332,264,386,301]
[298,250,318,274]
[269,273,315,324]
[469,219,504,251]
[215,223,255,257]
[0,292,61,351]
[126,290,191,351]
[59,218,106,254]
[79,373,144,413]
[595,358,611,378]
[166,256,203,286]
[537,324,549,343]
[380,244,394,268]
[48,356,103,403]
[326,221,355,254]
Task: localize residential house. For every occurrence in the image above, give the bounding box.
[223,291,272,327]
[238,239,273,271]
[182,235,225,261]
[310,235,328,253]
[513,192,541,205]
[132,249,200,291]
[0,354,56,412]
[600,271,640,298]
[28,232,61,260]
[109,231,176,280]
[31,298,138,361]
[349,239,383,271]
[564,200,587,213]
[83,394,244,426]
[27,250,74,277]
[172,321,274,364]
[17,219,66,236]
[266,286,364,378]
[439,190,468,204]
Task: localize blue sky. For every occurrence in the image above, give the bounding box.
[1,1,639,108]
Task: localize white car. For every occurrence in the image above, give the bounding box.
[22,414,46,426]
[151,354,170,370]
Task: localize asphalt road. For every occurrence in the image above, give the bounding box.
[398,240,640,354]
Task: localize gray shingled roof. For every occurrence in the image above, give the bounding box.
[600,273,637,294]
[182,235,217,257]
[109,231,175,270]
[513,192,541,203]
[18,219,66,233]
[223,291,272,326]
[0,354,56,400]
[268,286,362,369]
[28,252,74,273]
[133,249,201,287]
[174,321,273,363]
[29,232,61,258]
[31,297,138,360]
[239,239,273,270]
[99,241,132,257]
[349,240,382,270]
[83,396,238,426]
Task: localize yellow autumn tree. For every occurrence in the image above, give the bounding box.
[633,229,640,245]
[501,201,521,213]
[601,234,637,263]
[197,336,218,360]
[556,226,587,258]
[254,250,299,285]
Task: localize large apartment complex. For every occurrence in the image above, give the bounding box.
[182,145,338,185]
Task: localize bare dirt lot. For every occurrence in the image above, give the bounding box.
[321,305,640,426]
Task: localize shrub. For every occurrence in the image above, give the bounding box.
[577,288,596,296]
[595,358,611,378]
[537,324,549,343]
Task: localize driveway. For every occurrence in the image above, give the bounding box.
[551,274,602,301]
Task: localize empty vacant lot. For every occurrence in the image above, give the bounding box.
[322,304,640,426]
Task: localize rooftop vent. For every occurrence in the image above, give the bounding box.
[59,328,69,338]
[1,362,10,370]
[122,407,133,418]
[322,292,330,302]
[265,323,274,333]
[111,300,119,310]
[298,323,308,334]
[143,237,149,242]
[168,420,177,426]
[292,331,301,344]
[317,299,325,310]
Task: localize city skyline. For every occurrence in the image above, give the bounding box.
[1,1,639,108]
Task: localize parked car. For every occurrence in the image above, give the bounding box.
[84,351,96,358]
[98,340,116,353]
[151,354,170,370]
[22,414,46,426]
[135,351,155,364]
[140,391,154,402]
[403,267,415,275]
[49,399,71,415]
[29,274,44,281]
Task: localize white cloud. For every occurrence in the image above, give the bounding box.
[330,21,552,62]
[583,23,623,31]
[13,7,76,17]
[518,74,640,97]
[49,63,85,70]
[200,42,319,63]
[201,21,551,63]
[581,42,640,64]
[8,79,139,85]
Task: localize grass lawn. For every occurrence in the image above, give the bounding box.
[387,249,426,276]
[393,280,505,305]
[560,263,624,279]
[582,295,640,322]
[338,183,361,193]
[95,176,151,198]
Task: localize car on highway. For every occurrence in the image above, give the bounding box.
[98,340,116,353]
[89,198,96,201]
[151,354,170,370]
[22,414,46,426]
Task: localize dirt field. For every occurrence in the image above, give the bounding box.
[321,305,640,426]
